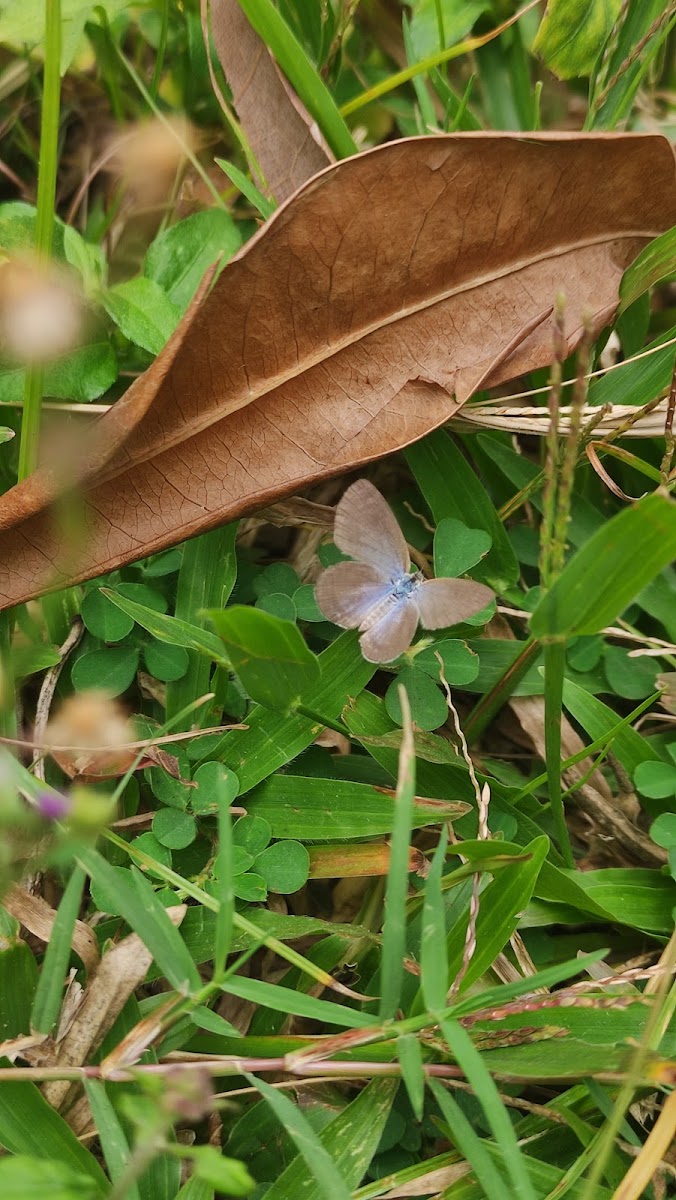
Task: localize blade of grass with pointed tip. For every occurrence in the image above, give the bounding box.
[428,1076,508,1197]
[438,1018,537,1200]
[213,766,234,981]
[530,494,676,640]
[84,1079,140,1200]
[235,0,356,159]
[220,976,377,1028]
[398,1034,426,1122]
[208,605,320,712]
[166,522,238,725]
[31,865,86,1035]
[102,589,228,665]
[379,686,416,1020]
[421,828,449,1012]
[245,1073,351,1200]
[263,1079,397,1200]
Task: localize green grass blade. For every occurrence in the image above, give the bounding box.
[543,639,574,868]
[420,827,449,1012]
[379,686,416,1020]
[31,865,86,1035]
[245,1073,351,1200]
[213,766,234,981]
[235,0,356,159]
[166,523,238,723]
[84,1079,140,1200]
[428,1076,508,1197]
[531,494,676,639]
[438,1018,537,1200]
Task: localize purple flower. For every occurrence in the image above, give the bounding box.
[36,789,71,822]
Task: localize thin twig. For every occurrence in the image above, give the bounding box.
[32,618,84,781]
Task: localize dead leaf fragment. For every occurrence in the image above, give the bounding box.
[4,882,99,974]
[0,134,673,608]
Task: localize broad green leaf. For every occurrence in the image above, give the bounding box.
[0,341,117,403]
[406,430,519,590]
[191,762,240,814]
[534,0,621,78]
[0,1156,98,1200]
[12,642,61,678]
[0,0,131,71]
[408,0,489,59]
[246,1075,351,1200]
[208,606,320,711]
[246,775,466,840]
[620,226,676,312]
[102,588,229,665]
[183,1147,252,1195]
[531,495,676,639]
[103,277,180,355]
[651,813,676,848]
[144,210,241,311]
[0,1081,108,1188]
[262,1079,397,1200]
[71,645,139,695]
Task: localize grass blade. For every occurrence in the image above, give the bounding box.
[31,865,86,1035]
[379,685,416,1020]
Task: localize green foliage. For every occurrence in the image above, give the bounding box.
[534,0,621,79]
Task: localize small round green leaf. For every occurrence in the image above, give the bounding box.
[255,840,310,894]
[191,761,240,814]
[634,761,676,799]
[434,518,492,578]
[414,639,479,686]
[231,846,256,876]
[294,585,325,622]
[71,646,139,696]
[189,1146,254,1194]
[152,808,197,849]
[233,814,271,857]
[253,563,301,598]
[385,667,448,731]
[233,872,267,902]
[143,639,190,682]
[131,833,172,873]
[90,865,133,916]
[650,813,676,849]
[256,592,297,622]
[117,582,168,613]
[81,589,134,642]
[148,748,192,810]
[603,646,658,700]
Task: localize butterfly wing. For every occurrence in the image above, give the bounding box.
[359,598,419,663]
[334,479,409,577]
[416,577,494,630]
[315,561,392,629]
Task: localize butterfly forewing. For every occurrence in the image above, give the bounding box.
[359,598,419,663]
[416,577,494,630]
[333,479,409,578]
[315,561,392,628]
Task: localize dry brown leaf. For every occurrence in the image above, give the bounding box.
[3,882,99,975]
[41,906,186,1112]
[209,0,331,202]
[0,134,674,608]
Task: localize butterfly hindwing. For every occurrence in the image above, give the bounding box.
[359,598,419,663]
[333,479,409,578]
[415,577,494,630]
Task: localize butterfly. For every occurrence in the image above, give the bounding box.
[315,479,494,663]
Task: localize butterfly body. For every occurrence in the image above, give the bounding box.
[315,480,494,663]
